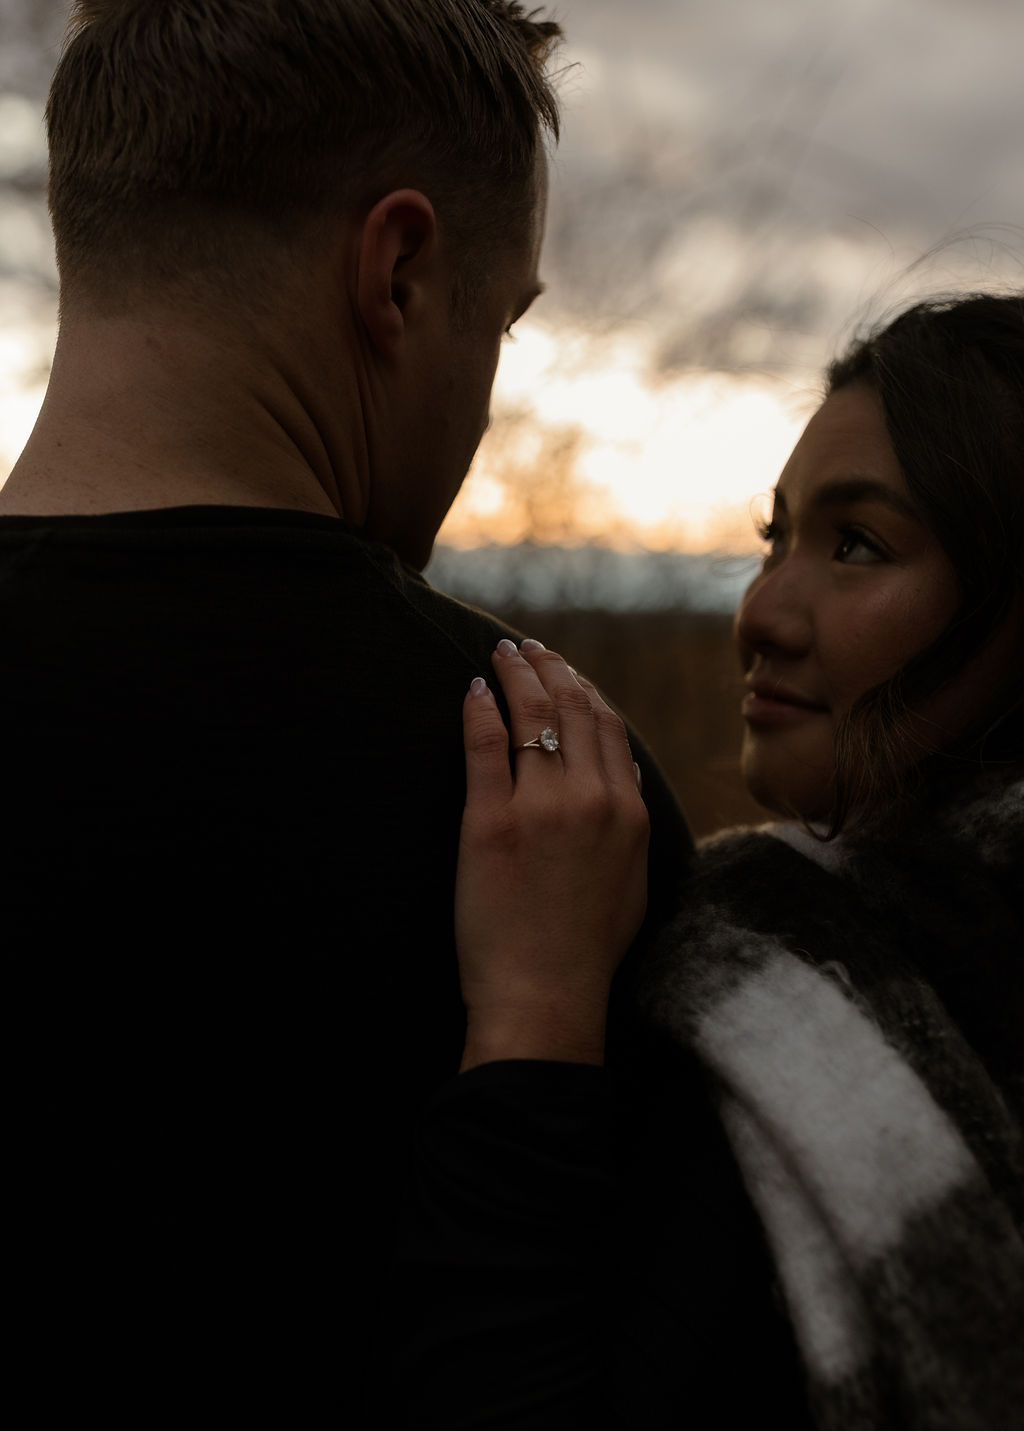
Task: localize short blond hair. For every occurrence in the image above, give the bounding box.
[47,0,562,311]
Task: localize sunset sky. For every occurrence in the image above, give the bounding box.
[1,0,1022,554]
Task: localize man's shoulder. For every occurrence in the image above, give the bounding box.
[0,503,522,662]
[0,502,691,859]
[385,559,526,665]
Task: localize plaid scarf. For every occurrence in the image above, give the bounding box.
[639,771,1024,1429]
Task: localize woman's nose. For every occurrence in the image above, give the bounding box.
[734,561,813,659]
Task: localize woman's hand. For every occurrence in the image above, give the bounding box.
[456,638,650,1072]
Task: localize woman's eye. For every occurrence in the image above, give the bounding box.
[834,527,884,564]
[753,517,785,568]
[502,324,517,343]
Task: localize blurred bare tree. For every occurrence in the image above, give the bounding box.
[465,408,602,547]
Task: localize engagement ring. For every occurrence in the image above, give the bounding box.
[516,727,560,753]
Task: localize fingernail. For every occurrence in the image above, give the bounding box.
[633,762,643,793]
[470,676,488,696]
[496,638,518,657]
[520,638,546,652]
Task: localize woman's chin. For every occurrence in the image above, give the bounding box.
[740,742,835,823]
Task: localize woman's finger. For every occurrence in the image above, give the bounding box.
[462,676,513,811]
[496,639,601,771]
[562,667,639,796]
[517,644,637,792]
[489,638,564,759]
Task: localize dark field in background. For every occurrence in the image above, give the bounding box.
[489,606,766,839]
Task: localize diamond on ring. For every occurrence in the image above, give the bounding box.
[517,726,560,753]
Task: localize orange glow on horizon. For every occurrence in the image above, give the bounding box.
[1,311,815,556]
[439,319,816,555]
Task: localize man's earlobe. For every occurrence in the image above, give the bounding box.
[357,190,437,356]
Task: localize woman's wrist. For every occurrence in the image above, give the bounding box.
[460,993,609,1072]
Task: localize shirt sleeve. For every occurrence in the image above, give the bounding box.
[391,1059,622,1430]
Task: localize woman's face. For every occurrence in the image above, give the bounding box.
[734,382,1011,820]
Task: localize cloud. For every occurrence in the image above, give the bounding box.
[542,0,1024,370]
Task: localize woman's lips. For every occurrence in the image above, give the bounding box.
[741,686,829,725]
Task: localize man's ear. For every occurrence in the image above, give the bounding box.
[356,190,438,357]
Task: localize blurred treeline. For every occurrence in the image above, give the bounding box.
[483,603,765,839]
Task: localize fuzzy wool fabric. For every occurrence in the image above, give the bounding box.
[639,770,1024,1430]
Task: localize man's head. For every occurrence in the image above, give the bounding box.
[37,2,561,566]
[46,0,561,318]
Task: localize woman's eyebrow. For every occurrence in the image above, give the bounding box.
[815,477,921,521]
[774,477,921,522]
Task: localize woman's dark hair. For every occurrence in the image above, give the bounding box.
[824,292,1024,834]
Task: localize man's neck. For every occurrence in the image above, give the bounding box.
[0,311,357,521]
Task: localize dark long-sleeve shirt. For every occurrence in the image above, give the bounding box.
[2,504,695,1425]
[396,1048,813,1429]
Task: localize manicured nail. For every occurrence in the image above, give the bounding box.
[496,638,518,657]
[633,762,643,793]
[520,638,546,653]
[470,676,488,696]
